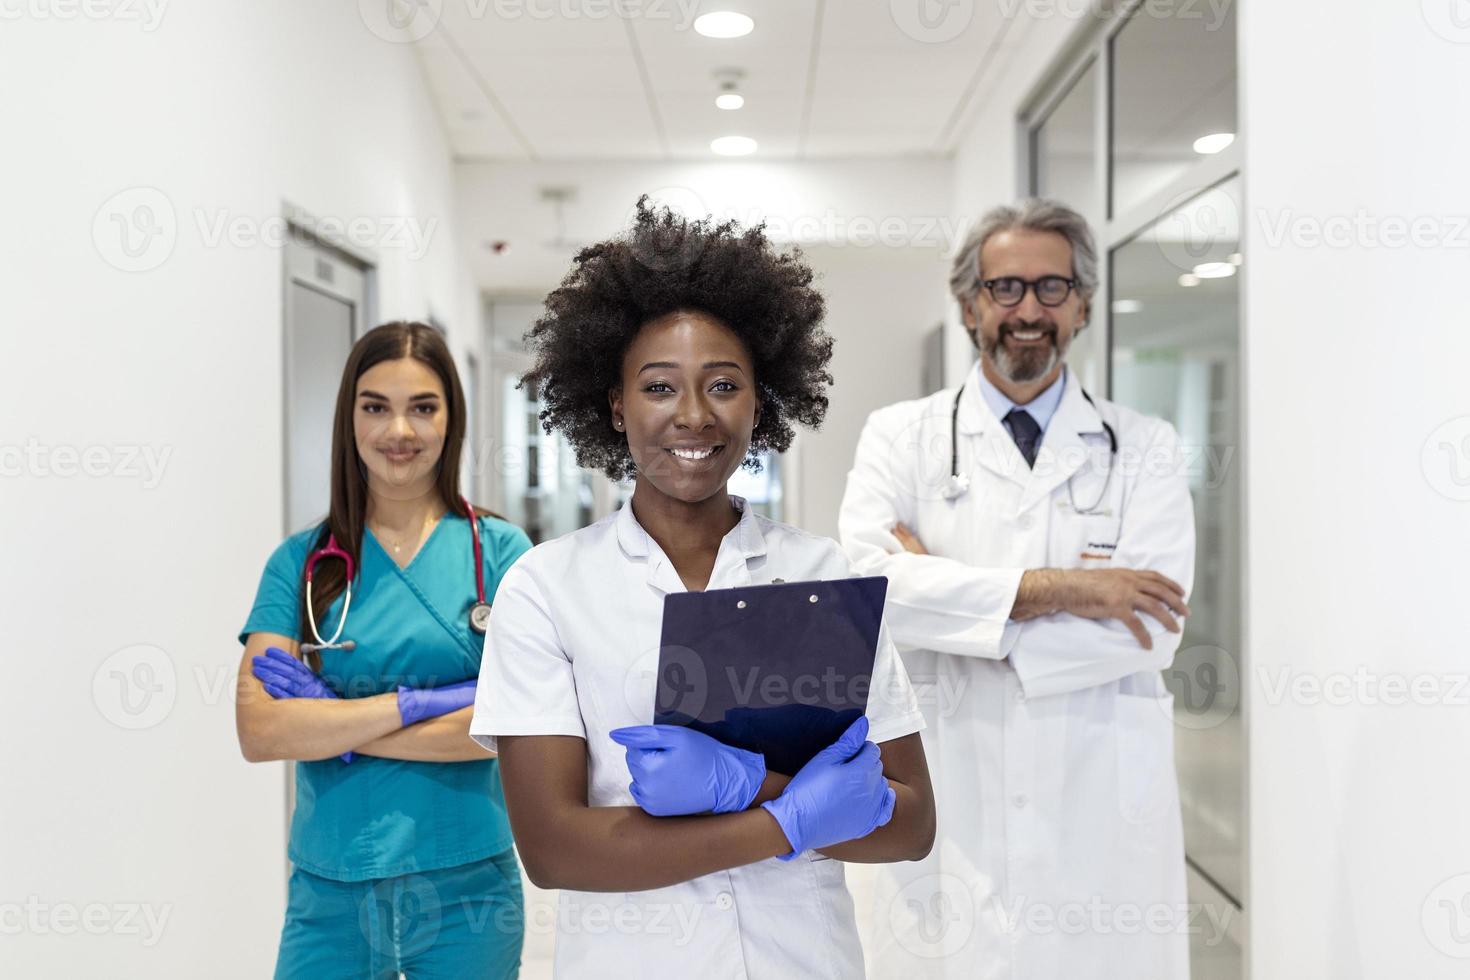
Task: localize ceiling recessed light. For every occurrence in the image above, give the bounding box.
[694,11,754,38]
[1192,132,1235,155]
[1193,261,1236,279]
[1229,252,1243,266]
[711,135,757,156]
[1111,299,1143,314]
[716,93,744,110]
[1178,273,1200,288]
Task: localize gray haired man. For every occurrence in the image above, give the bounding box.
[839,199,1195,979]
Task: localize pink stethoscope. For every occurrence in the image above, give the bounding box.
[300,495,490,655]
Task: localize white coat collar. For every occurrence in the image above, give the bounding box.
[615,493,767,594]
[1019,368,1110,510]
[955,361,1109,502]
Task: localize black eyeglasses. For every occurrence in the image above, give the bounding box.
[980,275,1077,307]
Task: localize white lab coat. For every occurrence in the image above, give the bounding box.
[838,366,1195,980]
[471,496,925,980]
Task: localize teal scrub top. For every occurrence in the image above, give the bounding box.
[239,512,531,883]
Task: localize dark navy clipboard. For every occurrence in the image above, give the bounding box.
[655,576,888,776]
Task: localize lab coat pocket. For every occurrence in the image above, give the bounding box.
[1051,507,1122,567]
[1114,688,1177,825]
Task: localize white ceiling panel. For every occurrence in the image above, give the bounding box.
[432,3,633,53]
[463,49,648,97]
[412,0,1024,160]
[414,46,532,157]
[504,94,665,157]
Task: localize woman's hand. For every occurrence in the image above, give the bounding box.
[252,647,339,699]
[760,715,896,859]
[250,647,355,762]
[396,679,477,727]
[609,725,766,816]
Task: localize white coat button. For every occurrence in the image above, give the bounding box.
[1018,514,1035,531]
[1012,794,1028,809]
[715,892,734,910]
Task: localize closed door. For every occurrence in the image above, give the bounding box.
[283,236,370,533]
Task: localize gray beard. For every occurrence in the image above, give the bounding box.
[982,328,1069,384]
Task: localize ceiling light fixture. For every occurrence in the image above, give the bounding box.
[1192,132,1235,155]
[1193,261,1236,279]
[1111,299,1143,314]
[714,67,745,111]
[710,135,757,156]
[694,11,754,38]
[1178,273,1200,288]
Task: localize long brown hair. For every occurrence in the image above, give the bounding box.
[297,320,483,670]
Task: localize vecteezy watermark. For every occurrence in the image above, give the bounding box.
[997,0,1232,30]
[92,186,440,271]
[890,0,974,43]
[192,208,438,260]
[490,0,701,28]
[1163,645,1240,731]
[0,0,169,30]
[887,875,1234,959]
[1256,209,1470,250]
[0,439,172,488]
[358,0,442,42]
[1423,872,1470,957]
[358,0,702,43]
[360,874,444,960]
[1155,185,1240,274]
[991,895,1234,946]
[93,644,178,731]
[0,898,172,946]
[885,402,1238,504]
[739,209,970,251]
[92,187,177,273]
[905,672,973,720]
[889,873,978,959]
[1255,666,1470,708]
[92,646,495,731]
[553,897,701,943]
[1423,416,1470,502]
[1421,0,1470,44]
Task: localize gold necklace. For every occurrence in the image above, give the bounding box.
[375,513,439,554]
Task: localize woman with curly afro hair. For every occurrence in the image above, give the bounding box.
[469,199,935,979]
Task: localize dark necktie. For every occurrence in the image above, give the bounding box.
[1003,408,1042,469]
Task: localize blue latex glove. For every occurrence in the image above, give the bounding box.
[609,725,766,816]
[250,647,354,764]
[760,715,896,860]
[396,679,477,727]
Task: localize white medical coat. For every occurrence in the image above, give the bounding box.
[472,496,925,980]
[838,366,1195,980]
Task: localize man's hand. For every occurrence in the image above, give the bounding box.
[890,524,1187,649]
[1016,568,1189,648]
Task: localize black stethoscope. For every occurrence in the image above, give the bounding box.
[300,495,493,655]
[944,381,1119,514]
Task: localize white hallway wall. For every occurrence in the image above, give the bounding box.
[1241,3,1470,977]
[0,5,476,976]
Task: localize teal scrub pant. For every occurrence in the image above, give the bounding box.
[274,849,523,979]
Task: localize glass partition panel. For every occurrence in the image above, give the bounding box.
[1110,177,1243,909]
[1111,2,1237,215]
[1034,60,1098,215]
